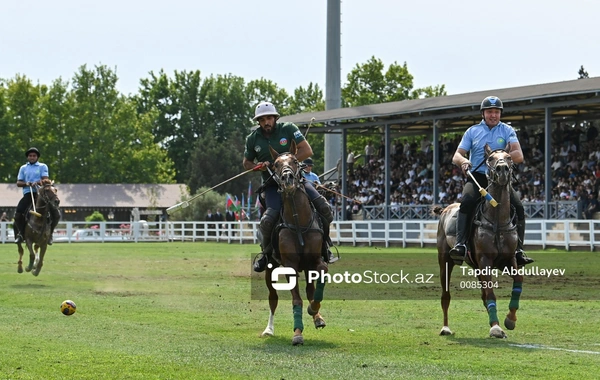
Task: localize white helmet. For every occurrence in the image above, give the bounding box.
[253,101,280,121]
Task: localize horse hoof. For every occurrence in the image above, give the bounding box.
[17,267,23,274]
[292,335,304,346]
[504,317,516,331]
[439,326,453,336]
[314,317,326,329]
[261,329,274,337]
[307,305,316,316]
[489,325,507,339]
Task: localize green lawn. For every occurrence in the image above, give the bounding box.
[0,243,598,379]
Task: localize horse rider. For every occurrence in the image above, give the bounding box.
[449,96,534,267]
[243,101,333,272]
[14,147,60,245]
[303,158,339,263]
[302,158,321,185]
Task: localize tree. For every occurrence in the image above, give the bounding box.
[342,56,447,107]
[187,130,247,195]
[59,65,174,183]
[578,65,589,79]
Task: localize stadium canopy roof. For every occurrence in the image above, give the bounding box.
[279,77,600,135]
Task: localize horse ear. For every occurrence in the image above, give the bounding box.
[484,144,492,156]
[290,140,297,155]
[269,146,278,160]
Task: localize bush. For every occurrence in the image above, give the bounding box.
[85,211,105,228]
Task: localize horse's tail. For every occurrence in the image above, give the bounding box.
[430,205,445,216]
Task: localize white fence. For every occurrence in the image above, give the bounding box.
[1,219,599,251]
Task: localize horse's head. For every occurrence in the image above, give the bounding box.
[37,179,60,210]
[484,144,513,186]
[319,181,339,199]
[269,140,301,196]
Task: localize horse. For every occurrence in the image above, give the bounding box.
[317,180,339,200]
[17,179,60,276]
[433,144,522,338]
[260,140,328,346]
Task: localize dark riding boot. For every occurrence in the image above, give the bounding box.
[254,208,279,273]
[14,212,26,244]
[48,209,60,246]
[312,196,335,263]
[449,211,469,265]
[515,221,534,267]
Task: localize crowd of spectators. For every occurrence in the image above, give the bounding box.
[338,121,600,219]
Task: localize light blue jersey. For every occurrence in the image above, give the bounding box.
[17,162,49,195]
[303,171,321,184]
[458,120,518,174]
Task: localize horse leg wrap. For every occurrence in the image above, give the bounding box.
[509,282,522,310]
[313,280,326,303]
[293,304,304,332]
[486,300,499,326]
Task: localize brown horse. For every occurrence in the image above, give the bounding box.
[434,144,522,338]
[260,140,328,346]
[17,179,60,276]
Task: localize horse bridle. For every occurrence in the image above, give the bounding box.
[272,153,303,194]
[36,183,60,210]
[271,153,315,248]
[485,149,513,184]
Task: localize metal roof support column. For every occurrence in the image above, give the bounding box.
[544,107,552,218]
[385,123,391,220]
[432,119,440,204]
[324,0,342,181]
[341,128,348,221]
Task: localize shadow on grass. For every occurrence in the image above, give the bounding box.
[254,334,338,351]
[442,334,534,352]
[10,283,49,289]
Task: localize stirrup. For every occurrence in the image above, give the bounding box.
[515,249,534,267]
[252,253,268,273]
[14,235,23,244]
[449,244,467,264]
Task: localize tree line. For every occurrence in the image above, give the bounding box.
[0,56,446,199]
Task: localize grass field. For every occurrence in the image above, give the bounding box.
[1,242,599,379]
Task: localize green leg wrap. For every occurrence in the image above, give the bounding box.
[313,280,326,303]
[486,300,499,326]
[293,304,303,332]
[509,282,522,310]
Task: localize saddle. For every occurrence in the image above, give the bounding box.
[25,204,53,231]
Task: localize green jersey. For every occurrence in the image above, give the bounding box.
[244,122,306,182]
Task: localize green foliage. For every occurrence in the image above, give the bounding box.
[578,65,589,79]
[84,210,105,228]
[0,56,446,188]
[0,65,175,184]
[174,186,228,221]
